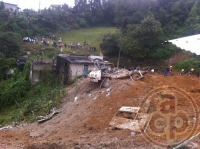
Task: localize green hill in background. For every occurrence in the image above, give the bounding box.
[57,27,117,55]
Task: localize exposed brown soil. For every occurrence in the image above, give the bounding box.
[1,74,200,149]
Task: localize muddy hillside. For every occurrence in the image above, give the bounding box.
[1,73,200,149]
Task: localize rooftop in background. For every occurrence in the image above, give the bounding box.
[1,1,19,12]
[58,54,112,65]
[50,4,62,9]
[2,0,74,11]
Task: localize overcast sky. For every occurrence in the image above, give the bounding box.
[3,0,75,10]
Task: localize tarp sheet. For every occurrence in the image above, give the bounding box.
[168,34,200,55]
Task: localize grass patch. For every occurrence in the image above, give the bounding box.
[0,106,22,125]
[57,26,117,55]
[19,27,117,57]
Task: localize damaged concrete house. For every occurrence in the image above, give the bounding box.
[30,58,56,84]
[56,54,113,85]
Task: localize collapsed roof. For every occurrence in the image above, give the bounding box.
[58,54,113,65]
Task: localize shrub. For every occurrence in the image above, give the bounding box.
[176,58,200,73]
[149,44,181,59]
[76,17,88,27]
[0,62,31,110]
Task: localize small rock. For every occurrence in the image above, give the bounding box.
[93,96,98,100]
[12,122,19,127]
[106,92,110,97]
[112,137,118,143]
[83,144,91,148]
[106,87,111,92]
[50,107,57,112]
[100,91,104,94]
[131,131,136,136]
[29,131,41,138]
[74,145,81,149]
[74,96,79,102]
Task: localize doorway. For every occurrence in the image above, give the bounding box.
[83,65,88,76]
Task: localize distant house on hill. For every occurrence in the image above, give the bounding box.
[50,4,62,9]
[1,2,19,13]
[56,54,113,85]
[66,8,75,15]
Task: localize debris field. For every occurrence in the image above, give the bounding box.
[1,73,200,149]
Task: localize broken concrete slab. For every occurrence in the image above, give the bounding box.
[109,116,142,132]
[110,113,148,132]
[110,106,149,132]
[119,106,140,113]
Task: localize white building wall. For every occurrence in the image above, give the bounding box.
[69,64,95,79]
[4,3,18,12]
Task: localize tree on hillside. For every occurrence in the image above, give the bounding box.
[186,0,200,34]
[100,33,121,56]
[114,0,157,29]
[0,7,10,23]
[102,0,115,24]
[0,1,5,10]
[123,12,163,59]
[89,0,104,24]
[74,0,87,14]
[0,32,20,58]
[0,32,20,81]
[152,0,195,37]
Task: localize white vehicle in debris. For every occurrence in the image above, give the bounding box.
[88,59,112,89]
[88,59,149,89]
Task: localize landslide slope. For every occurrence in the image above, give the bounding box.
[1,74,200,149]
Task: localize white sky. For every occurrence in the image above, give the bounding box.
[2,0,75,10]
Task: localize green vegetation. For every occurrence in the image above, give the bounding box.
[1,0,200,125]
[0,63,65,125]
[58,26,117,54]
[18,27,117,58]
[176,58,200,73]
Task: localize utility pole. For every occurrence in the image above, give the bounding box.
[39,0,41,14]
[117,37,122,69]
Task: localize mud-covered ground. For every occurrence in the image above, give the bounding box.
[1,73,200,149]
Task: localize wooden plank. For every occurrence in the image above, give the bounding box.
[119,106,140,113]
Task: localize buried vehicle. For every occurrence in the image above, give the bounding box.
[88,69,112,89]
[88,59,149,88]
[88,59,112,89]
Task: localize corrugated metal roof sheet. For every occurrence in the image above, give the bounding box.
[58,54,113,65]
